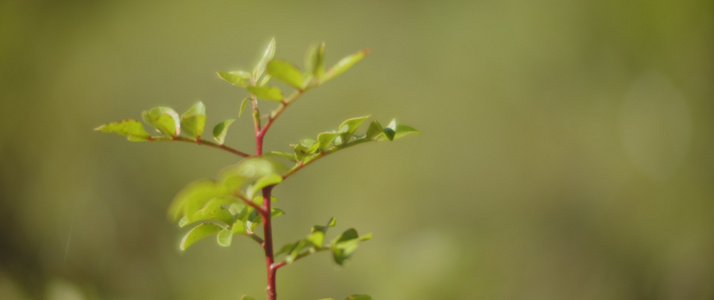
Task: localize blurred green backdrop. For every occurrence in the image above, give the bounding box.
[1,0,713,299]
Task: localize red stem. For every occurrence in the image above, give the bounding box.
[261,186,277,300]
[254,107,277,300]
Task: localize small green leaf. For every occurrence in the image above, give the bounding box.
[217,227,233,247]
[142,107,181,137]
[304,43,326,80]
[267,60,304,89]
[217,71,250,87]
[258,74,271,87]
[180,101,206,139]
[94,119,151,141]
[331,228,372,265]
[212,119,236,145]
[240,296,255,300]
[307,231,324,247]
[247,174,283,199]
[317,132,340,151]
[319,49,369,84]
[238,97,250,117]
[345,295,372,300]
[180,223,223,251]
[338,115,370,143]
[246,86,283,101]
[293,138,319,161]
[271,207,285,218]
[365,120,384,140]
[377,120,419,141]
[253,37,276,81]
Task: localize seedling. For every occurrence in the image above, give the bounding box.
[96,38,417,300]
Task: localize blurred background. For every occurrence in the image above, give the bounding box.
[1,0,713,299]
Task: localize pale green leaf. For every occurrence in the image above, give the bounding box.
[319,49,369,84]
[304,42,325,79]
[180,101,206,139]
[217,71,250,87]
[180,223,222,251]
[212,119,235,145]
[253,37,276,81]
[377,120,419,141]
[142,107,181,137]
[317,131,340,151]
[338,115,370,143]
[217,228,233,247]
[240,296,255,300]
[365,120,384,140]
[267,60,304,89]
[94,119,151,142]
[187,196,237,225]
[246,86,283,101]
[238,97,250,117]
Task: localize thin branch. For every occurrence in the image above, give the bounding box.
[235,193,267,215]
[150,136,251,157]
[272,247,330,270]
[259,90,303,136]
[282,138,374,180]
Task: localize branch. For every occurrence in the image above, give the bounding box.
[150,136,250,157]
[259,90,303,136]
[272,247,330,270]
[235,193,267,215]
[282,138,374,180]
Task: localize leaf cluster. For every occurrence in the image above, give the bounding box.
[95,38,418,300]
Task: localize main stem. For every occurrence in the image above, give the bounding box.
[261,185,277,300]
[254,105,277,300]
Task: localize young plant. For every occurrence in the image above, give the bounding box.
[95,38,417,300]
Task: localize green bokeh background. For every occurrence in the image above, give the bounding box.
[1,0,713,299]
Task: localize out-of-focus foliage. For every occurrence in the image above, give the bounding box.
[0,0,712,300]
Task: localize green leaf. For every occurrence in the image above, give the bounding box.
[180,223,223,251]
[267,60,304,89]
[319,49,369,84]
[345,295,372,300]
[307,231,324,247]
[240,296,255,300]
[338,115,370,143]
[365,120,384,140]
[180,101,206,139]
[247,174,283,199]
[188,196,237,225]
[331,228,372,265]
[317,132,340,151]
[253,37,276,81]
[258,74,271,87]
[246,86,283,101]
[271,207,285,218]
[217,71,250,87]
[377,120,419,141]
[293,138,319,161]
[223,157,285,180]
[238,97,250,117]
[212,119,235,145]
[304,42,326,79]
[168,179,228,221]
[142,106,181,137]
[217,227,233,247]
[94,119,151,142]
